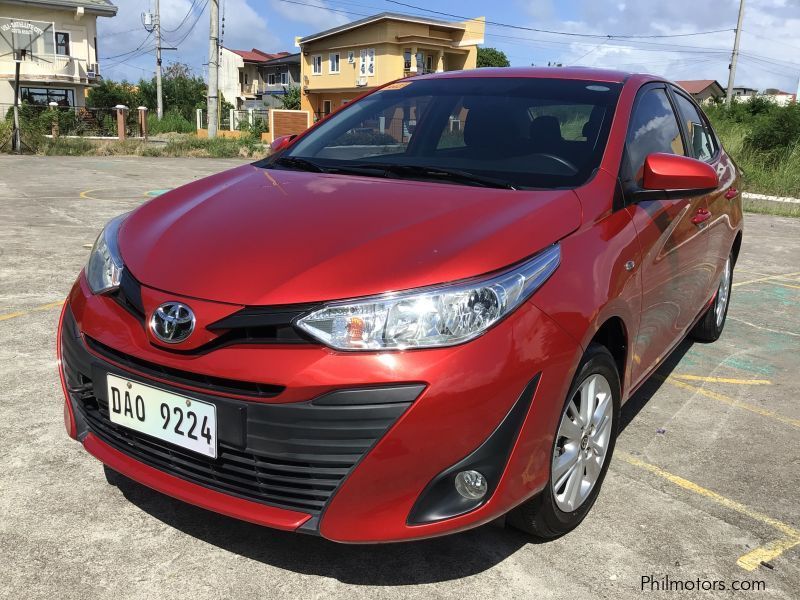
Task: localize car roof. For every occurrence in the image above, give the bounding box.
[420,66,649,84]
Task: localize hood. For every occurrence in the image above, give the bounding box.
[119,165,582,305]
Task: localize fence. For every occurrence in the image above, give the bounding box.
[1,103,150,140]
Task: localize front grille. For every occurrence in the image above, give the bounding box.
[109,273,318,353]
[62,307,420,516]
[85,336,285,399]
[78,393,346,513]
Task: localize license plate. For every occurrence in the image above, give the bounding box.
[106,374,217,458]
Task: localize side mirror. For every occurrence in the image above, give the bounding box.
[641,153,718,194]
[270,134,296,153]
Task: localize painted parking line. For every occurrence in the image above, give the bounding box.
[732,270,800,288]
[672,374,772,385]
[619,452,800,571]
[0,301,64,322]
[768,281,800,291]
[728,316,800,338]
[662,376,800,430]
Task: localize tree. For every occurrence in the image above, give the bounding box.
[138,70,206,121]
[477,47,510,68]
[86,80,141,108]
[273,86,301,110]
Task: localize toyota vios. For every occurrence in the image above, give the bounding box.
[58,68,742,542]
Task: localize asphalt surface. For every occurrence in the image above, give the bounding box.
[1,156,798,599]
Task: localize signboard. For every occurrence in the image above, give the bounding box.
[0,17,55,60]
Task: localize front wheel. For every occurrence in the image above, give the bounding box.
[508,344,620,539]
[691,253,733,343]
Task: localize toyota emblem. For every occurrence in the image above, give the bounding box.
[150,302,195,344]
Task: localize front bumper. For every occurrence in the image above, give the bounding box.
[59,273,581,542]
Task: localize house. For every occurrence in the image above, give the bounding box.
[762,90,796,107]
[674,80,725,104]
[732,86,758,98]
[219,47,299,109]
[260,52,300,107]
[296,12,485,118]
[0,0,117,107]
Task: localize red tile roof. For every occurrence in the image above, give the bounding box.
[675,79,723,95]
[229,49,291,63]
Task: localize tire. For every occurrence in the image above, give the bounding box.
[690,252,733,343]
[508,344,621,539]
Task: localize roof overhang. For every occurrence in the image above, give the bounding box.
[299,12,466,46]
[0,0,118,17]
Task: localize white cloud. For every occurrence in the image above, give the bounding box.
[98,0,281,82]
[506,0,800,92]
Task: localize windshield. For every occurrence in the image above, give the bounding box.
[266,77,622,189]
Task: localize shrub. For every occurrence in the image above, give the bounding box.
[744,102,800,155]
[148,109,195,134]
[332,131,398,146]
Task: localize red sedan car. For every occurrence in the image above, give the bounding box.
[58,67,742,542]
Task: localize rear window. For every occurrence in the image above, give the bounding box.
[278,77,622,189]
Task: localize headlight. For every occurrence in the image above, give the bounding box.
[297,244,560,350]
[86,213,127,294]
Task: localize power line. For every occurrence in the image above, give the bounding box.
[276,0,370,19]
[167,0,210,47]
[384,0,735,40]
[101,31,154,60]
[162,0,202,33]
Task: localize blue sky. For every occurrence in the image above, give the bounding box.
[100,0,800,93]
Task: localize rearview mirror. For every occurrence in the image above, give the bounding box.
[641,153,718,195]
[270,134,296,153]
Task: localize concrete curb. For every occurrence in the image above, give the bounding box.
[743,192,800,205]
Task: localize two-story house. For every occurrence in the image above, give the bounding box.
[296,12,485,118]
[0,0,117,107]
[219,47,300,109]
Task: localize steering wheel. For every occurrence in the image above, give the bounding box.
[534,153,579,174]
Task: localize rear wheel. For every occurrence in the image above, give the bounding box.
[691,253,733,343]
[508,344,620,539]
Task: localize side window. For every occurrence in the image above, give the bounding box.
[672,92,716,162]
[625,87,684,185]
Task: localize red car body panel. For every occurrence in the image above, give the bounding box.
[58,67,743,542]
[119,169,582,306]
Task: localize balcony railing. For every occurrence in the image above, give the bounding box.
[0,56,90,82]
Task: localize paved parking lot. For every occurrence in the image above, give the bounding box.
[1,155,798,599]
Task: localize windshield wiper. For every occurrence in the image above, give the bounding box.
[329,162,517,190]
[272,156,328,173]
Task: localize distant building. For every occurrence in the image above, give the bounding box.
[0,0,118,107]
[219,47,299,109]
[674,80,725,104]
[732,86,758,98]
[296,12,485,118]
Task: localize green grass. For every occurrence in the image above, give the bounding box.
[713,120,800,199]
[34,134,268,159]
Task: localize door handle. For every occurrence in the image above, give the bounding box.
[724,187,738,200]
[691,208,711,225]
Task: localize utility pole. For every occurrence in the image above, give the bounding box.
[155,0,163,120]
[725,0,745,107]
[207,0,219,138]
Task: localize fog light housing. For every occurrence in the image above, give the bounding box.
[454,470,487,500]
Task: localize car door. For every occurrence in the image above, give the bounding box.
[669,87,735,295]
[623,84,711,388]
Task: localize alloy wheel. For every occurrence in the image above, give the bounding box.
[551,373,614,512]
[715,256,732,328]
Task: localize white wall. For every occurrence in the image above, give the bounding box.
[0,3,106,106]
[219,48,244,108]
